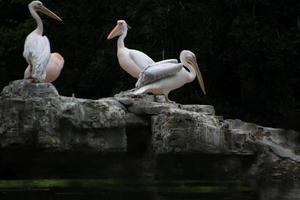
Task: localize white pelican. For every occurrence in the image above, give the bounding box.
[107,20,178,79]
[107,20,156,78]
[133,50,206,101]
[23,1,62,82]
[24,52,64,83]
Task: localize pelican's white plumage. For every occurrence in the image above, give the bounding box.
[24,52,64,83]
[107,20,155,78]
[23,32,51,80]
[134,50,206,100]
[135,59,181,88]
[23,1,62,81]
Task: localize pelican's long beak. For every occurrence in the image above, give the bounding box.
[190,59,206,95]
[107,24,121,39]
[39,5,62,21]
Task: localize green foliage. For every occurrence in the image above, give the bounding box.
[0,0,299,130]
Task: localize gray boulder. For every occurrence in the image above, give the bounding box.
[0,80,126,152]
[0,80,300,180]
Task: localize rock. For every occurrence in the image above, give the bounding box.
[1,80,300,180]
[127,101,178,115]
[114,93,179,115]
[114,90,155,101]
[222,119,257,154]
[125,113,149,127]
[0,80,127,152]
[152,108,224,154]
[1,79,59,98]
[224,119,300,161]
[179,104,215,115]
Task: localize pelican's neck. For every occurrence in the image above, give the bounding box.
[117,30,127,49]
[183,60,196,82]
[29,6,43,35]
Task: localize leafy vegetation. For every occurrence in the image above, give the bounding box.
[0,0,299,130]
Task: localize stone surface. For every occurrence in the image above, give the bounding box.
[179,104,215,115]
[1,79,59,98]
[114,95,178,115]
[224,119,300,161]
[152,108,224,154]
[0,80,300,180]
[0,80,126,152]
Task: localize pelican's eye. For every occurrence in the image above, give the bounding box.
[35,2,43,9]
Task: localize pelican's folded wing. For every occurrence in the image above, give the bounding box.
[136,62,183,88]
[23,34,51,74]
[150,59,178,66]
[129,49,155,70]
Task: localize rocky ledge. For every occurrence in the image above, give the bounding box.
[0,80,300,180]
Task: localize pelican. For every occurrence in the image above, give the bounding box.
[133,50,206,101]
[23,1,62,82]
[107,20,176,79]
[24,52,64,83]
[107,20,154,78]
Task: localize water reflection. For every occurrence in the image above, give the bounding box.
[0,180,299,200]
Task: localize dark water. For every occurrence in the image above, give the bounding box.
[0,152,299,199]
[0,180,299,200]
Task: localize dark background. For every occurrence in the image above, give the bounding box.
[0,0,299,130]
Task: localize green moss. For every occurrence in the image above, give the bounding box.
[0,179,252,194]
[39,136,60,148]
